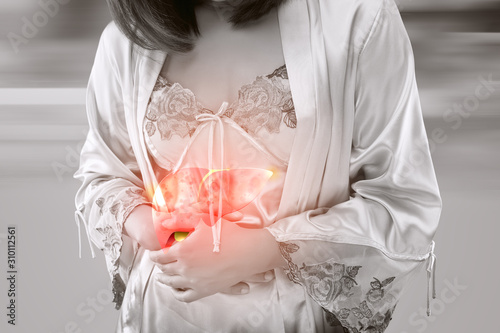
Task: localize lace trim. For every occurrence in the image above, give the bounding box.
[112,273,126,310]
[278,241,302,284]
[145,81,212,140]
[324,311,349,332]
[279,242,398,333]
[145,65,296,140]
[94,187,149,309]
[226,64,296,135]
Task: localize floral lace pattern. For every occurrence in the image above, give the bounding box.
[95,187,149,309]
[279,242,398,333]
[146,79,212,140]
[145,65,296,140]
[225,65,296,134]
[112,273,126,310]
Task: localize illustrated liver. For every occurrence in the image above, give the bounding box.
[152,168,273,249]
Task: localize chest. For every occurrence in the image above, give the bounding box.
[160,6,285,112]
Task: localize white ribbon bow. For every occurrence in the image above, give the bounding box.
[195,102,229,253]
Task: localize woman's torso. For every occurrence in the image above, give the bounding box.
[124,5,308,332]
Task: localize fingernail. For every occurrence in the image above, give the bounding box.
[264,271,274,281]
[240,286,249,294]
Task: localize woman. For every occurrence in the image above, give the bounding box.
[74,0,442,331]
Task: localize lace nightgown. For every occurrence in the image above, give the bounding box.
[78,10,441,333]
[132,65,314,332]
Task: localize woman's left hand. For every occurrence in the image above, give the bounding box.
[148,218,285,303]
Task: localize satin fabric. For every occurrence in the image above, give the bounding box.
[144,71,296,173]
[150,108,292,243]
[75,0,441,331]
[138,102,301,331]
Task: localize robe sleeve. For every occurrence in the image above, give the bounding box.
[266,1,442,330]
[74,23,151,310]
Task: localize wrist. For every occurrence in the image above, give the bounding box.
[262,228,287,270]
[124,204,160,250]
[247,228,287,272]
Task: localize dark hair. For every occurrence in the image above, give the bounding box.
[106,0,288,53]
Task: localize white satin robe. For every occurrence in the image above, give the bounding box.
[74,0,442,331]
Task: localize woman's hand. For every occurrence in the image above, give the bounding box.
[149,219,286,302]
[208,269,275,296]
[124,204,204,250]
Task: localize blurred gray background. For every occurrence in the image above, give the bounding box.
[0,0,499,332]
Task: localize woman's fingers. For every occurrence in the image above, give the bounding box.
[219,270,275,295]
[170,288,205,303]
[219,282,250,295]
[242,270,275,283]
[155,261,181,275]
[155,273,186,289]
[222,210,244,222]
[155,274,202,303]
[148,247,178,264]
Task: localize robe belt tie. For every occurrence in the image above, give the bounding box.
[195,102,229,253]
[75,205,96,258]
[426,240,437,316]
